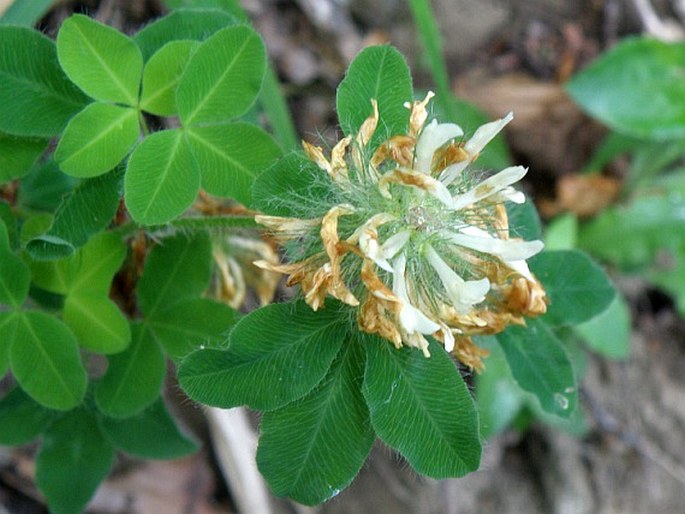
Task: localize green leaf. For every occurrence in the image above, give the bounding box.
[56,14,143,105]
[0,133,48,183]
[363,336,481,478]
[147,298,238,360]
[29,229,126,296]
[141,40,199,116]
[0,387,56,446]
[0,313,10,377]
[0,0,54,26]
[55,102,139,177]
[474,336,525,439]
[544,212,578,251]
[0,201,17,249]
[187,122,281,204]
[18,160,78,213]
[574,293,631,359]
[64,294,131,354]
[252,153,332,217]
[177,25,266,126]
[578,195,685,268]
[260,65,299,150]
[0,26,87,137]
[36,409,115,514]
[336,45,413,149]
[257,336,373,505]
[99,398,199,459]
[496,319,577,418]
[507,197,542,241]
[567,37,685,141]
[133,8,237,61]
[9,311,87,410]
[95,323,165,418]
[178,301,348,410]
[125,129,201,224]
[137,231,212,317]
[26,167,123,260]
[67,230,127,295]
[530,250,615,326]
[0,219,30,307]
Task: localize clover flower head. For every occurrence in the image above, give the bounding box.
[255,93,547,370]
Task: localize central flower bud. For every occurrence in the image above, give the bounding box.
[255,93,547,371]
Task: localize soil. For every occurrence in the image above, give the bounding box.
[2,0,685,513]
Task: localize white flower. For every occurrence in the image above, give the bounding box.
[257,93,547,370]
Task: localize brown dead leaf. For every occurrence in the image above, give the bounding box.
[539,173,622,218]
[454,71,605,175]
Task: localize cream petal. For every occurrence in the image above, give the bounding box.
[392,254,440,335]
[506,259,535,281]
[439,324,455,352]
[381,230,411,260]
[450,165,528,210]
[425,245,490,313]
[438,160,468,187]
[464,112,513,155]
[415,120,463,173]
[439,112,514,187]
[353,213,396,272]
[445,229,544,261]
[491,187,526,204]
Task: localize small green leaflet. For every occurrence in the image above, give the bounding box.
[574,293,631,359]
[567,37,685,141]
[140,40,200,116]
[144,298,238,360]
[257,336,373,505]
[474,336,525,439]
[0,387,57,446]
[124,129,201,225]
[496,319,577,418]
[94,322,166,418]
[55,102,139,178]
[188,122,281,205]
[25,167,123,260]
[8,311,87,411]
[530,250,616,326]
[0,0,54,26]
[28,231,131,354]
[18,160,78,213]
[252,153,333,218]
[57,14,143,106]
[0,219,30,308]
[336,45,413,150]
[363,336,481,478]
[36,409,115,514]
[179,300,348,410]
[0,133,47,184]
[99,398,199,459]
[133,8,237,61]
[136,232,237,360]
[0,26,87,137]
[177,25,266,126]
[136,231,213,317]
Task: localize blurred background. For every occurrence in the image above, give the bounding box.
[1,0,685,512]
